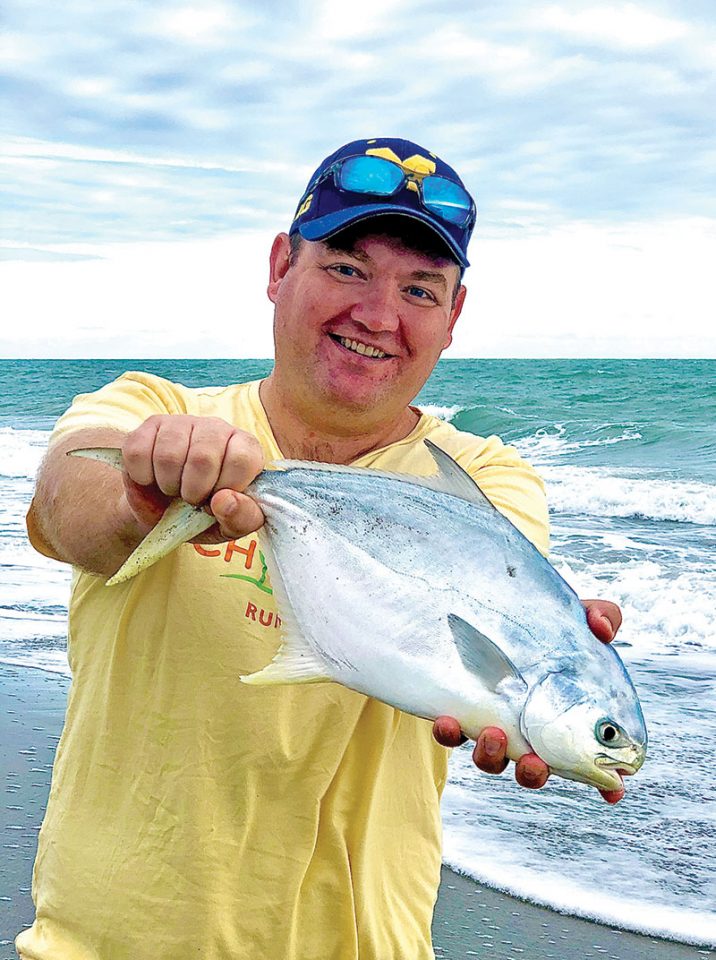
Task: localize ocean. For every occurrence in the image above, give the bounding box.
[1,358,714,946]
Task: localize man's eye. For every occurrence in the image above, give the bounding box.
[407,286,435,302]
[329,264,361,278]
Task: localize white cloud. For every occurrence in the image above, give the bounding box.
[2,218,714,359]
[149,3,248,46]
[0,233,277,359]
[450,217,716,358]
[536,3,690,50]
[0,136,293,175]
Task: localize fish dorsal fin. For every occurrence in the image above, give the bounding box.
[240,532,332,687]
[264,440,494,509]
[448,613,526,693]
[423,439,496,509]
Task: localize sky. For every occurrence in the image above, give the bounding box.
[1,0,715,358]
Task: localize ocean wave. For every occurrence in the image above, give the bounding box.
[441,838,716,946]
[0,426,50,478]
[514,424,643,463]
[417,403,463,422]
[542,465,716,525]
[0,653,70,677]
[551,553,716,656]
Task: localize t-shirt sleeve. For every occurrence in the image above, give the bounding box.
[463,435,550,557]
[49,372,194,446]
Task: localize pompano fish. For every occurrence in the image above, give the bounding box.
[69,442,647,797]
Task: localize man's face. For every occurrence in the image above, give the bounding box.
[266,230,466,423]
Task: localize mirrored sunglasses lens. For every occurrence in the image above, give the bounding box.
[422,177,472,225]
[338,156,404,195]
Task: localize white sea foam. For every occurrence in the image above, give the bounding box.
[0,653,70,677]
[541,464,716,525]
[0,426,50,478]
[442,824,716,945]
[551,553,716,656]
[515,424,643,463]
[417,403,463,421]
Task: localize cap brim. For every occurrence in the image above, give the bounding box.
[296,203,470,268]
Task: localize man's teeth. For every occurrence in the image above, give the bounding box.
[337,336,387,359]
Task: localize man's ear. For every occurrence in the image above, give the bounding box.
[442,284,467,350]
[267,232,291,304]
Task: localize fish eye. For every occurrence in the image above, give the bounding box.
[595,718,622,747]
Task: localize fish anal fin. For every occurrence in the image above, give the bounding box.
[239,526,333,687]
[240,640,332,686]
[448,613,526,693]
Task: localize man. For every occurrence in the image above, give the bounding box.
[22,137,621,960]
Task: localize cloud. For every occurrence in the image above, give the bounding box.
[2,219,714,359]
[535,4,689,50]
[1,0,715,356]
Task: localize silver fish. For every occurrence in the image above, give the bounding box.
[69,443,647,795]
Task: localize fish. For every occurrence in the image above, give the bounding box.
[68,442,647,797]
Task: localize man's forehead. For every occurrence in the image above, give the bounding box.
[313,232,458,273]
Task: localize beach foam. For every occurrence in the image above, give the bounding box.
[541,464,716,526]
[418,403,463,422]
[0,426,50,478]
[442,826,716,946]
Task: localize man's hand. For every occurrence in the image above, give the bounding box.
[432,599,623,794]
[120,415,265,543]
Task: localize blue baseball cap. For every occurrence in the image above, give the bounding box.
[290,137,476,268]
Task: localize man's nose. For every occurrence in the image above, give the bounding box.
[350,280,400,332]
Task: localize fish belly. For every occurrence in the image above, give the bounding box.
[257,495,528,753]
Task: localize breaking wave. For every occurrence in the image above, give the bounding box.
[541,465,716,526]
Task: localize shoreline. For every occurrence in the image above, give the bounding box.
[432,866,714,959]
[1,663,713,959]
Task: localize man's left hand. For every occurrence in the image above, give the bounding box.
[432,599,623,793]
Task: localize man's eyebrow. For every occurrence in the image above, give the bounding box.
[408,270,448,288]
[324,245,371,264]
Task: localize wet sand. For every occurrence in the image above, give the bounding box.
[1,663,713,959]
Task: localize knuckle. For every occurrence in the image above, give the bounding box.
[152,448,182,471]
[187,446,219,474]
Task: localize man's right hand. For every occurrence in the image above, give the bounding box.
[120,415,266,543]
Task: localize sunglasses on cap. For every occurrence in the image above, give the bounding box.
[309,154,476,230]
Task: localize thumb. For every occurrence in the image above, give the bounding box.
[210,489,265,540]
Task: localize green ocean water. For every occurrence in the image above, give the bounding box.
[2,357,714,479]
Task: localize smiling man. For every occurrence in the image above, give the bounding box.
[22,138,621,960]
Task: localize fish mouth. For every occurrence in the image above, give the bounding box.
[588,766,626,792]
[594,750,644,777]
[588,755,642,793]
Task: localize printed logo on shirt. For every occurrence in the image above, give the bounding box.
[193,539,279,630]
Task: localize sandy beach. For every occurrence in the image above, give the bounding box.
[1,663,712,959]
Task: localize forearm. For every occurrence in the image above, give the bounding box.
[27,428,146,578]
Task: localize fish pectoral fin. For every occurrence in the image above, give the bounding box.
[107,499,215,586]
[423,440,496,510]
[447,613,527,693]
[240,638,332,686]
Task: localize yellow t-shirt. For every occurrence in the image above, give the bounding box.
[19,373,549,960]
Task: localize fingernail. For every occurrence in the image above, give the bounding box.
[485,738,501,757]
